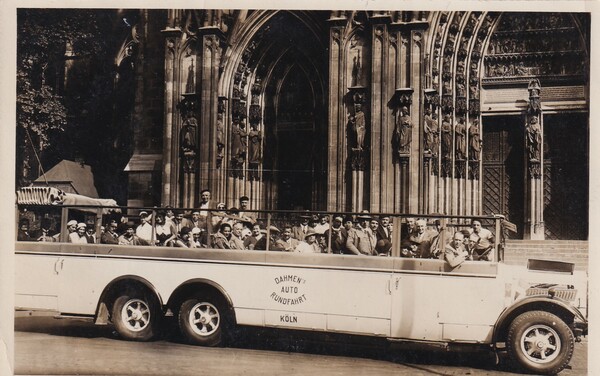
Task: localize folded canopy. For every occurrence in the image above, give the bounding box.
[16,186,120,213]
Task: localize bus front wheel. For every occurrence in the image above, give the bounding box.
[112,292,159,341]
[178,293,226,346]
[507,310,574,375]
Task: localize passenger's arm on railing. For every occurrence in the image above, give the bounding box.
[345,230,361,255]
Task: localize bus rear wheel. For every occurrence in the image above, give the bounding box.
[112,292,159,341]
[507,310,574,375]
[178,293,226,346]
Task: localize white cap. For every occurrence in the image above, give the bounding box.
[77,223,87,229]
[67,220,77,227]
[191,227,201,235]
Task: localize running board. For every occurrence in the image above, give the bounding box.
[388,338,492,353]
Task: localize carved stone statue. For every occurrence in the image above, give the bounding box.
[185,60,195,94]
[527,115,542,161]
[468,119,481,161]
[354,103,366,150]
[424,108,435,153]
[441,114,453,159]
[248,123,262,163]
[352,51,362,87]
[398,106,412,153]
[231,120,248,163]
[180,115,198,172]
[455,117,467,160]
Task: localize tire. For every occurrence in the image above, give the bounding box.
[112,292,159,341]
[507,310,574,375]
[178,293,228,346]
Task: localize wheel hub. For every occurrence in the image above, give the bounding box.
[520,324,561,364]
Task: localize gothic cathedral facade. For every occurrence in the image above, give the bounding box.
[117,10,589,240]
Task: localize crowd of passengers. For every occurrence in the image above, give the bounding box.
[18,193,495,265]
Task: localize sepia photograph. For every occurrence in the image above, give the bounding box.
[1,1,597,375]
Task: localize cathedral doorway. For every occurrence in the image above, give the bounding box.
[543,113,588,240]
[482,116,525,238]
[267,63,325,211]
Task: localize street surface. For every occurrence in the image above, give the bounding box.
[15,313,587,375]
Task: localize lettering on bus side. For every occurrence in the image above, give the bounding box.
[271,274,307,306]
[280,314,298,323]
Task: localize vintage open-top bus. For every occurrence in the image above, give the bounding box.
[15,187,587,374]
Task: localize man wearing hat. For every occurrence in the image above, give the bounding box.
[292,213,311,240]
[84,224,97,244]
[36,218,55,242]
[346,211,375,255]
[62,220,78,242]
[295,229,321,253]
[255,225,280,251]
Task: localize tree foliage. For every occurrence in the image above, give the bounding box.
[16,9,116,186]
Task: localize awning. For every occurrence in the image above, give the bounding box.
[16,186,120,214]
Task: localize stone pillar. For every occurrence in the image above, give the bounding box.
[161,26,182,206]
[327,14,349,212]
[524,79,545,239]
[198,29,224,200]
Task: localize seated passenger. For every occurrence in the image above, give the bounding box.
[244,223,264,250]
[292,214,311,240]
[85,224,96,244]
[256,225,281,251]
[101,220,120,244]
[346,212,375,256]
[173,227,197,248]
[229,222,246,250]
[118,223,144,246]
[376,216,392,242]
[213,223,233,249]
[295,230,322,253]
[275,226,300,251]
[36,219,55,242]
[17,219,31,241]
[375,239,392,256]
[324,215,344,254]
[407,219,439,258]
[135,211,153,245]
[444,232,471,267]
[313,214,330,234]
[470,220,494,260]
[155,212,176,246]
[70,223,88,244]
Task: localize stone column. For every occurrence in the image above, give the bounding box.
[161,26,182,206]
[524,79,545,239]
[198,29,224,201]
[327,14,349,212]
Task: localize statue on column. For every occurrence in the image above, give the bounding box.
[216,112,225,166]
[230,120,248,177]
[397,106,412,154]
[526,115,542,161]
[468,119,481,161]
[248,123,262,163]
[180,114,198,172]
[354,103,366,150]
[455,117,467,160]
[441,114,453,159]
[424,108,439,154]
[352,50,362,87]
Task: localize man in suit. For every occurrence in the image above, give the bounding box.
[275,226,300,251]
[346,212,375,256]
[408,219,439,258]
[238,195,257,225]
[375,215,392,242]
[198,189,217,229]
[291,214,311,240]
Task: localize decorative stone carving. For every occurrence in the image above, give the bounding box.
[468,119,481,161]
[397,106,412,154]
[441,114,453,160]
[180,114,198,173]
[528,78,542,113]
[230,121,248,178]
[455,117,467,160]
[351,50,362,87]
[526,115,542,162]
[424,109,439,156]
